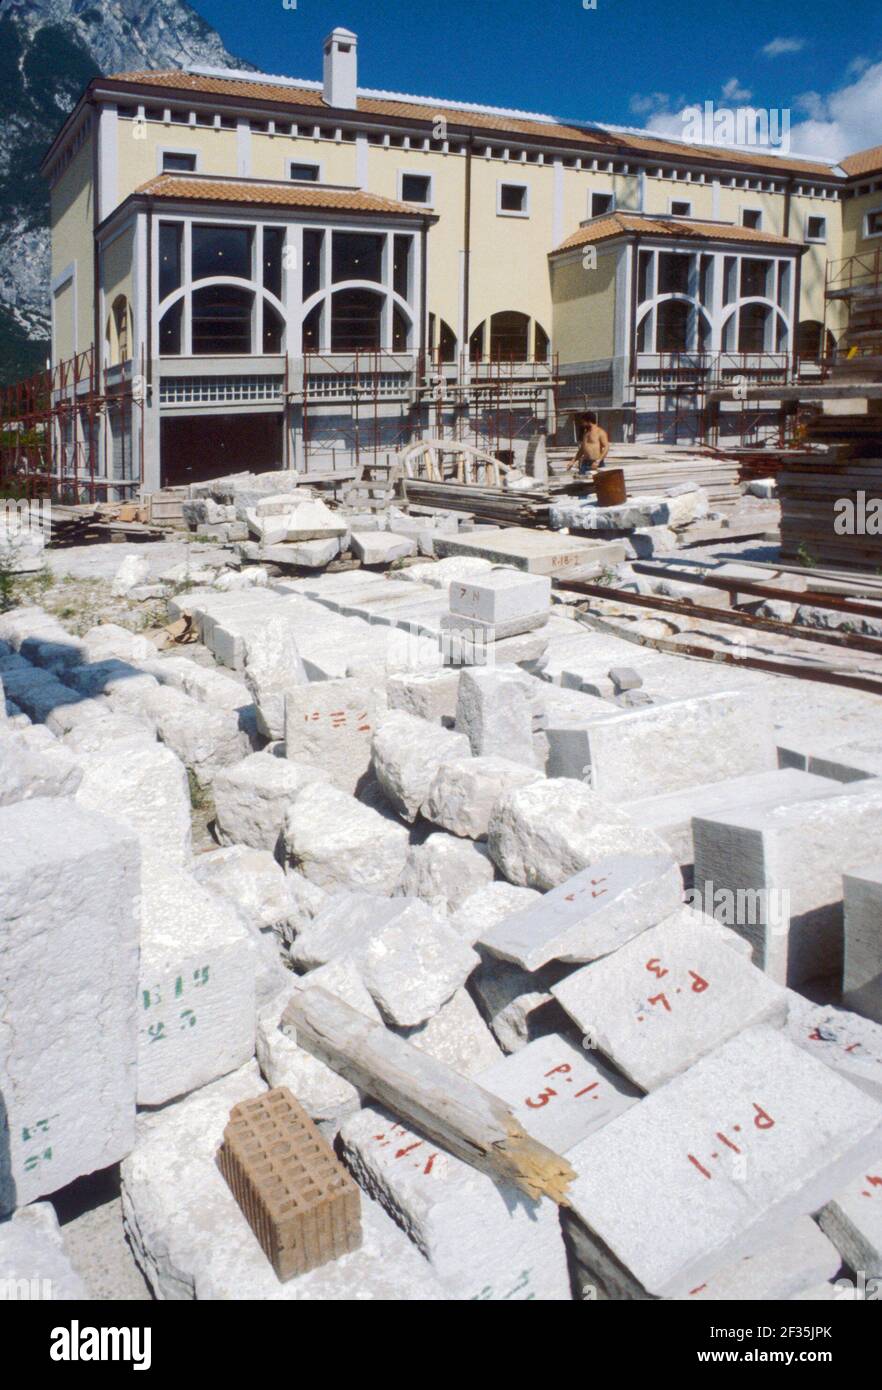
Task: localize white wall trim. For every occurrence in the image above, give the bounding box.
[236,119,251,177]
[397,169,435,206]
[157,146,201,174]
[98,104,118,222]
[496,178,530,217]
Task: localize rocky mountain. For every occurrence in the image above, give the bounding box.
[0,0,247,383]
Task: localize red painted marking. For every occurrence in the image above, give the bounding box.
[717,1132,742,1154]
[574,1083,599,1099]
[395,1141,423,1159]
[688,1153,712,1179]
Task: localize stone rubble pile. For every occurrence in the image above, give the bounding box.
[2,537,882,1304]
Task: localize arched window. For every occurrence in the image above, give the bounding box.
[105,294,132,365]
[656,299,691,353]
[302,301,322,352]
[262,302,285,354]
[159,298,183,356]
[490,311,530,360]
[438,319,457,363]
[534,321,550,362]
[331,287,383,352]
[191,284,253,354]
[738,302,771,354]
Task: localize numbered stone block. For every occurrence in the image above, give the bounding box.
[121,1062,444,1300]
[371,710,469,822]
[340,1104,571,1300]
[551,914,788,1090]
[213,751,330,855]
[478,1034,639,1154]
[448,570,551,639]
[284,678,380,795]
[784,993,882,1102]
[487,777,671,890]
[819,1160,882,1279]
[423,755,545,840]
[843,863,882,1024]
[563,1025,882,1299]
[481,851,682,970]
[0,799,140,1214]
[693,781,882,986]
[0,1202,87,1300]
[284,782,410,894]
[137,866,257,1107]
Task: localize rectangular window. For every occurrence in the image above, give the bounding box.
[158,222,183,302]
[591,191,615,217]
[806,215,827,242]
[393,235,412,301]
[302,229,323,300]
[723,255,738,305]
[289,162,320,182]
[162,151,197,173]
[637,250,653,304]
[498,182,529,215]
[741,257,772,298]
[262,227,284,299]
[191,224,253,282]
[332,231,383,285]
[400,173,432,204]
[867,210,882,236]
[658,252,690,296]
[742,208,762,230]
[670,199,692,217]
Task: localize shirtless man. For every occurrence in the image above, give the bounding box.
[568,411,610,476]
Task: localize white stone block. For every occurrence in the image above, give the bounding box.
[73,736,192,872]
[693,781,882,986]
[111,554,150,595]
[455,667,536,766]
[469,954,562,1053]
[843,862,882,1024]
[396,832,495,913]
[121,1063,444,1299]
[552,913,788,1090]
[487,778,667,890]
[396,988,502,1076]
[340,1104,571,1300]
[242,614,307,741]
[399,556,494,589]
[481,849,682,969]
[0,727,83,804]
[450,881,542,945]
[386,668,461,724]
[423,754,545,840]
[284,780,409,894]
[819,1159,882,1279]
[0,799,139,1213]
[284,677,380,795]
[665,1217,842,1301]
[784,993,882,1103]
[283,869,328,942]
[371,709,470,822]
[351,531,417,565]
[564,1025,882,1299]
[0,1203,88,1300]
[137,866,256,1107]
[193,845,290,935]
[289,891,409,971]
[449,570,550,636]
[143,684,249,785]
[213,751,330,854]
[360,903,480,1027]
[478,1034,640,1154]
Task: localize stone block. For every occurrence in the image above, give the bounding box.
[242,615,307,741]
[455,666,536,766]
[193,845,291,935]
[284,781,409,894]
[488,777,674,894]
[552,913,788,1089]
[693,781,882,986]
[448,570,551,638]
[289,892,408,972]
[0,1202,88,1300]
[396,832,495,913]
[0,799,140,1213]
[359,903,480,1027]
[0,727,83,805]
[111,554,150,594]
[563,1025,882,1299]
[284,677,380,795]
[120,1063,444,1299]
[340,1104,571,1300]
[469,953,564,1054]
[481,850,682,969]
[478,1033,640,1154]
[213,751,330,855]
[396,987,502,1077]
[385,668,461,724]
[819,1160,882,1279]
[371,710,470,822]
[351,532,417,565]
[843,862,882,1024]
[142,684,249,786]
[783,993,882,1102]
[137,866,256,1107]
[423,754,544,840]
[449,880,542,945]
[73,736,192,872]
[667,1217,842,1302]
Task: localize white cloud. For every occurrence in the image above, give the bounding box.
[761,37,806,58]
[721,78,752,102]
[629,92,672,117]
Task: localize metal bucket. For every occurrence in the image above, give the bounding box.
[595,467,627,507]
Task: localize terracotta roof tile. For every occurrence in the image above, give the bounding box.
[104,70,837,179]
[551,211,802,254]
[133,173,428,216]
[840,144,882,179]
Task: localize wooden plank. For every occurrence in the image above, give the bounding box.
[282,987,576,1205]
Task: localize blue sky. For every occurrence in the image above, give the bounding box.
[194,0,882,157]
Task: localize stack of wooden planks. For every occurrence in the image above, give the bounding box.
[777,456,882,569]
[548,443,742,507]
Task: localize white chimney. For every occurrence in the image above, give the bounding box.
[322,28,358,109]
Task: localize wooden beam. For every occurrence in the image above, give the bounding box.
[283,987,576,1205]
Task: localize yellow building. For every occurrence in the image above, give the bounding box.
[40,26,882,493]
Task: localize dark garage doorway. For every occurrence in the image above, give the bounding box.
[160,413,284,487]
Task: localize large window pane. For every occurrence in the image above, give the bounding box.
[739,302,771,353]
[741,258,772,299]
[393,235,412,300]
[159,222,182,302]
[263,301,284,353]
[331,288,383,351]
[392,305,409,351]
[303,230,324,301]
[159,298,182,355]
[192,225,253,282]
[191,284,253,354]
[302,301,323,351]
[656,299,690,353]
[658,253,690,296]
[489,311,529,360]
[332,231,383,285]
[262,228,284,299]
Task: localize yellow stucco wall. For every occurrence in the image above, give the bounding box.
[49,132,95,362]
[551,249,618,364]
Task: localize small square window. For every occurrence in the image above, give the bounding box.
[289,162,320,182]
[742,209,762,229]
[162,151,196,173]
[499,182,528,215]
[401,173,432,204]
[806,215,827,242]
[670,200,692,217]
[591,191,615,217]
[867,210,882,236]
